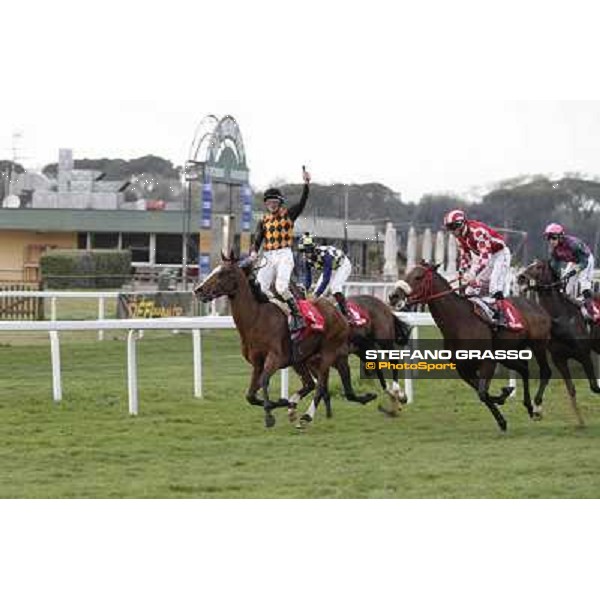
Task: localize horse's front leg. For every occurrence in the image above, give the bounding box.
[259,354,286,428]
[246,359,265,407]
[477,359,507,431]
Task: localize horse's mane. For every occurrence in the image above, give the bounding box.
[247,273,271,303]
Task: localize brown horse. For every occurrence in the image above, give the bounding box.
[295,293,412,424]
[194,251,357,428]
[345,295,411,415]
[517,259,600,426]
[388,262,552,431]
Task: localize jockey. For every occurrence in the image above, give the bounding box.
[250,166,311,331]
[544,223,600,322]
[298,232,354,322]
[443,209,511,328]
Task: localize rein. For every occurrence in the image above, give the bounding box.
[406,270,462,306]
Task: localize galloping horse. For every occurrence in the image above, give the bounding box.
[294,293,412,424]
[344,295,411,416]
[517,259,600,426]
[194,252,364,428]
[389,262,552,431]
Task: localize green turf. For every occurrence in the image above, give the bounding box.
[0,329,599,498]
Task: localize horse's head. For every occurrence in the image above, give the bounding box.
[193,251,244,302]
[516,259,556,291]
[389,262,441,307]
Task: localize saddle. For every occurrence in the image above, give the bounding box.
[469,297,525,332]
[347,301,369,327]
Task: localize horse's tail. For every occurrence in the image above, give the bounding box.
[393,314,412,346]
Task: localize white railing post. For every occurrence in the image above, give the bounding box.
[193,329,202,398]
[51,296,57,321]
[405,325,418,403]
[98,296,105,341]
[127,330,138,415]
[49,331,62,402]
[280,368,289,399]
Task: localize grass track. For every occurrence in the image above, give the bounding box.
[0,329,599,498]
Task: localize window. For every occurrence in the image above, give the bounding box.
[156,234,183,265]
[91,232,119,249]
[122,233,150,263]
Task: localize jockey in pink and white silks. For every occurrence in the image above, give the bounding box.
[443,209,511,327]
[544,222,600,322]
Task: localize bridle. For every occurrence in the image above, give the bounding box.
[519,262,565,293]
[405,266,462,306]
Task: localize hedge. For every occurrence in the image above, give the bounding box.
[40,249,132,289]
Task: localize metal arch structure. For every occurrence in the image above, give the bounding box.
[183,115,252,284]
[186,114,249,184]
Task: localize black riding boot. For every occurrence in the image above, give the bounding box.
[493,291,507,328]
[286,298,306,332]
[333,292,348,316]
[583,289,599,322]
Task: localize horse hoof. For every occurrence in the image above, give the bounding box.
[295,414,312,430]
[288,403,298,423]
[502,386,514,397]
[360,393,377,405]
[377,404,398,418]
[265,413,276,428]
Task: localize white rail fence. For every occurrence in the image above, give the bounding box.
[0,291,524,415]
[0,313,441,416]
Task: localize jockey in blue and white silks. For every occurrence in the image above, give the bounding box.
[298,233,353,321]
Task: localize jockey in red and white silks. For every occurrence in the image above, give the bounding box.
[444,209,511,325]
[444,209,510,296]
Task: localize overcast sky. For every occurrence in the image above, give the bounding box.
[2,0,599,202]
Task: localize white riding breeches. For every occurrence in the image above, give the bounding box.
[565,254,594,297]
[315,256,352,296]
[256,247,295,301]
[468,247,511,297]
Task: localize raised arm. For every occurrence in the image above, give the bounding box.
[288,166,311,221]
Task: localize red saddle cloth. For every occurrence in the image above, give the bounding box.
[347,301,369,326]
[295,300,325,337]
[496,299,525,332]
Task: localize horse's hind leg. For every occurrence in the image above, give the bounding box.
[580,353,600,394]
[553,355,585,427]
[288,363,316,422]
[501,358,534,419]
[529,343,552,417]
[335,355,376,405]
[373,339,406,417]
[322,369,332,418]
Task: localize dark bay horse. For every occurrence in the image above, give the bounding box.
[194,252,358,428]
[345,294,412,416]
[295,293,412,424]
[241,275,411,425]
[517,259,600,426]
[388,263,552,431]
